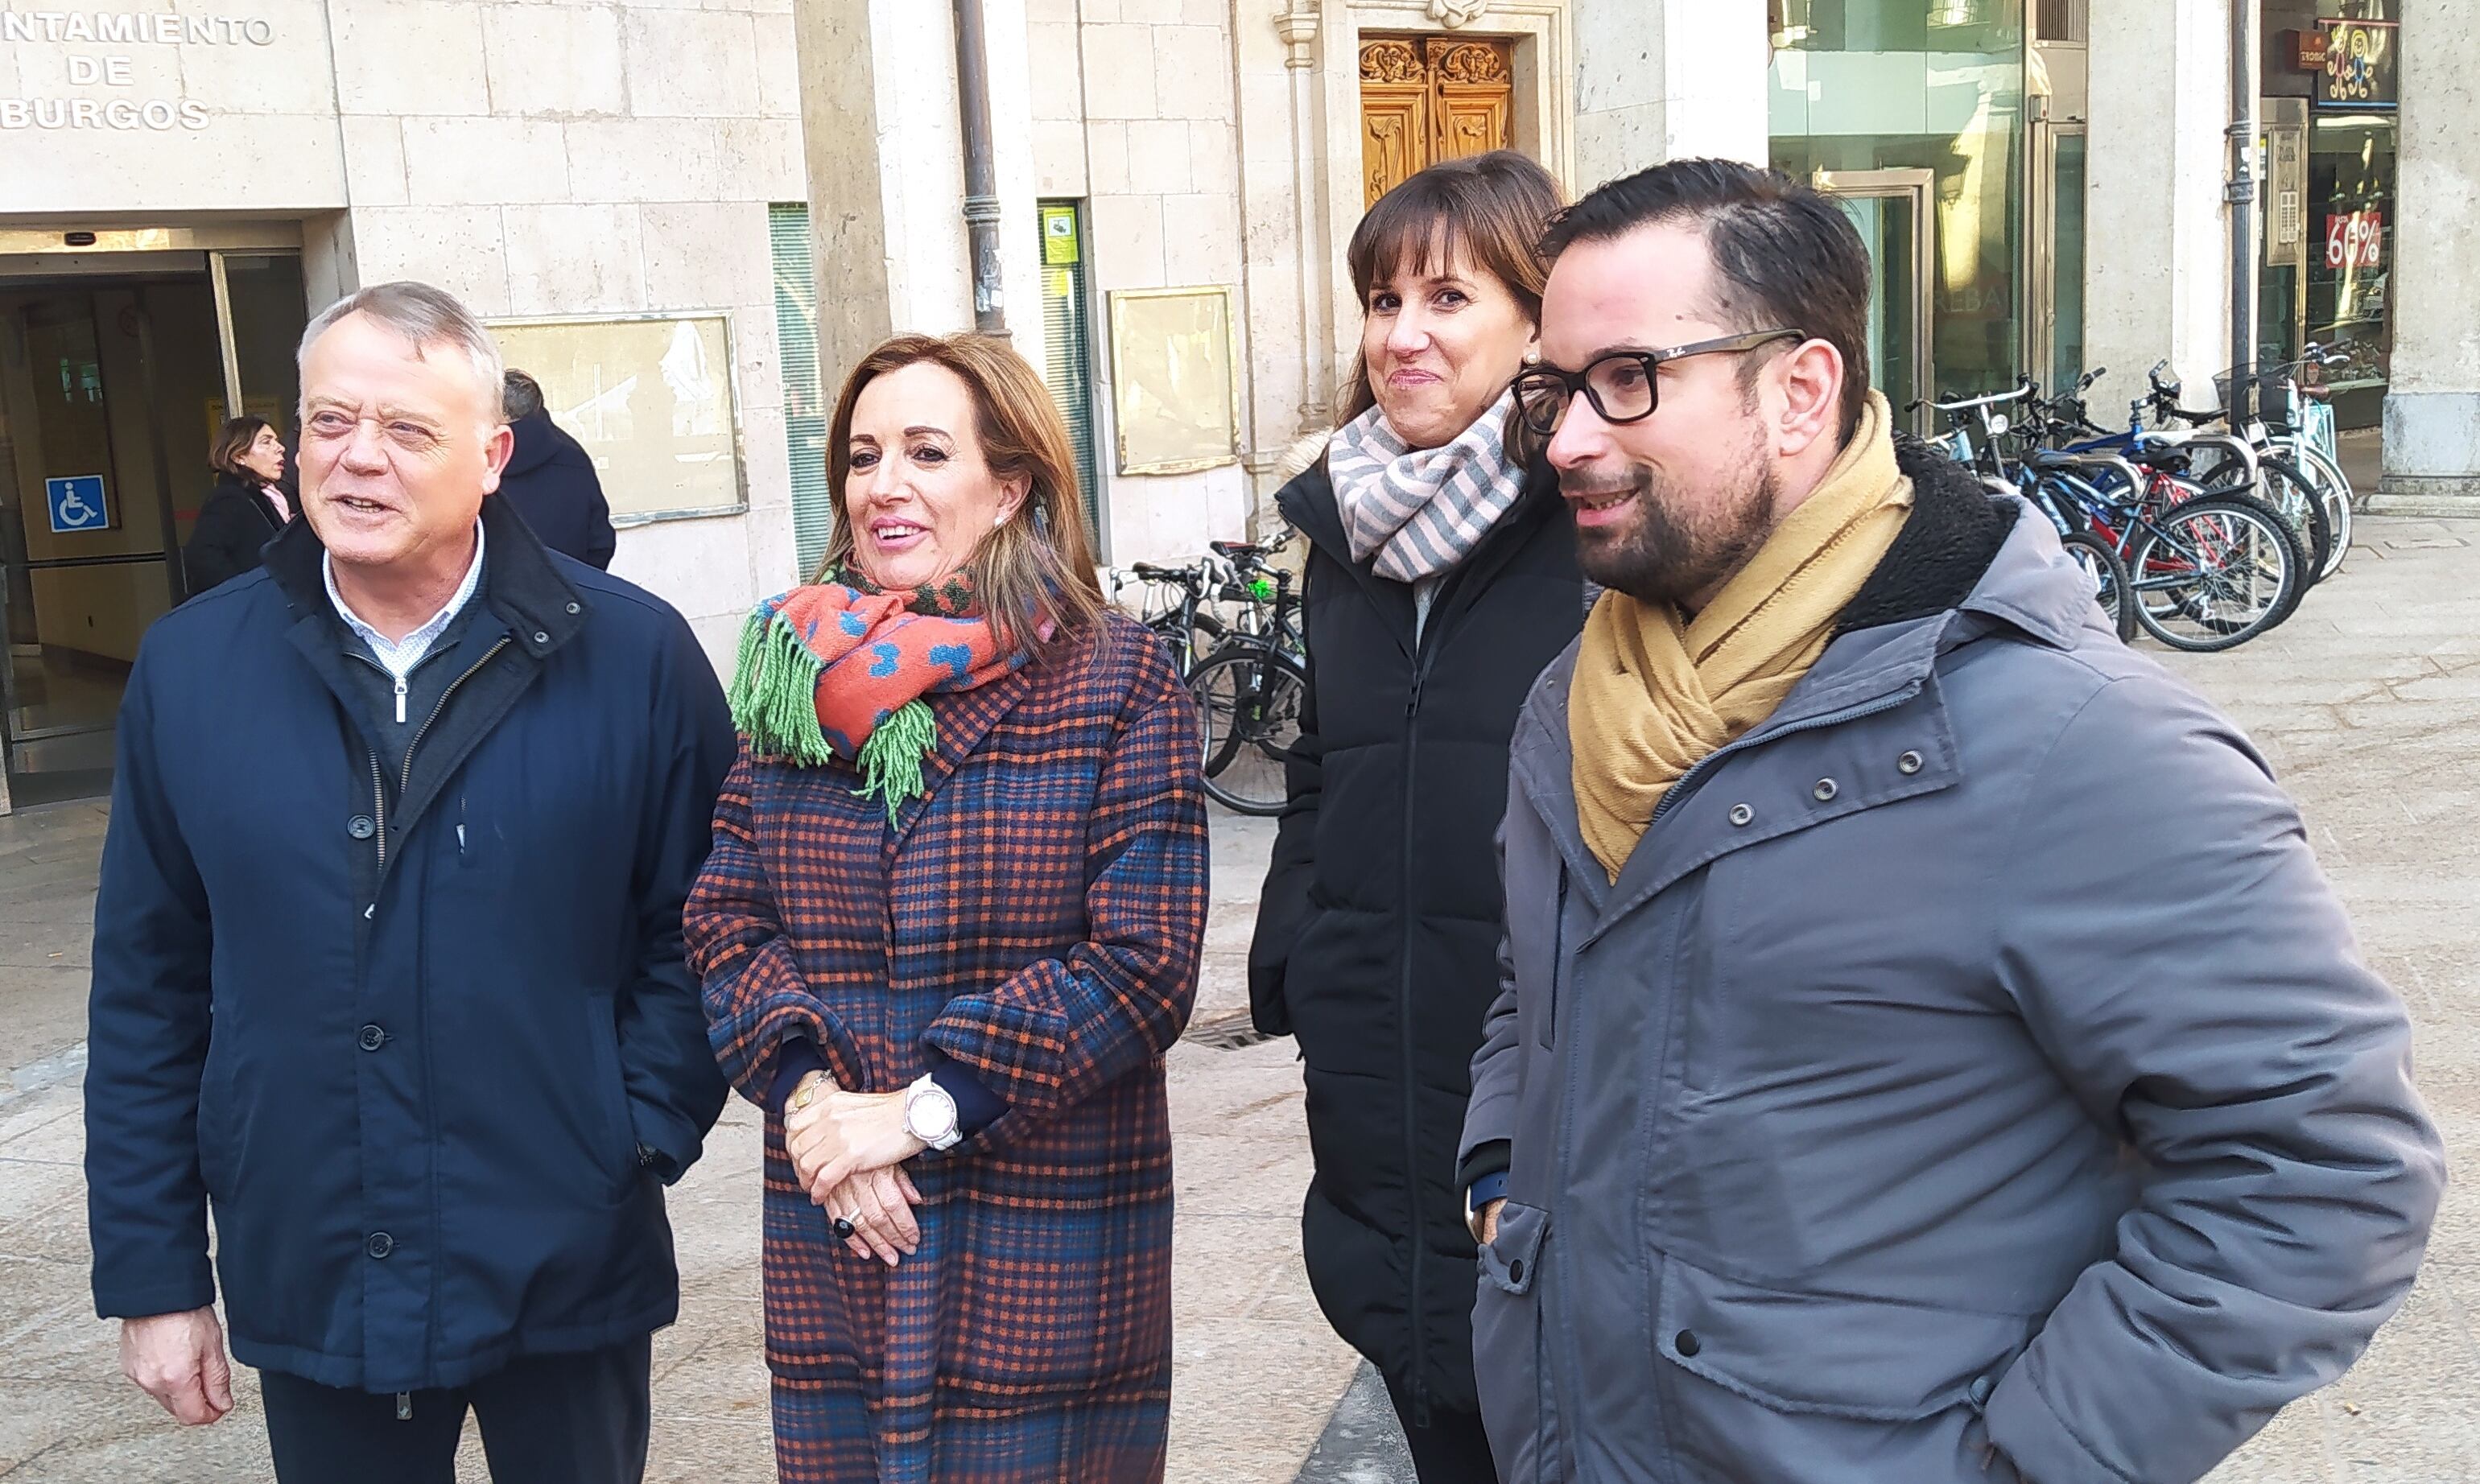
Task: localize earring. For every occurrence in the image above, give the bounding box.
[994,512,1009,529]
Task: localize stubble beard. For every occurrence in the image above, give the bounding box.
[1569,425,1779,611]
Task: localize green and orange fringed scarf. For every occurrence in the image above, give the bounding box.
[726,567,1029,820]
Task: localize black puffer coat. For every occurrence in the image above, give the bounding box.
[1248,455,1582,1421]
[181,472,286,599]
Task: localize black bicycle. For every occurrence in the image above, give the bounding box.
[1185,540,1307,817]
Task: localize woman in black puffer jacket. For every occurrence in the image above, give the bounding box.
[1248,152,1582,1483]
[183,416,293,598]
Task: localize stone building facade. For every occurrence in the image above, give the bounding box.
[1,0,2474,813]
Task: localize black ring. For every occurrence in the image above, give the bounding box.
[830,1216,856,1241]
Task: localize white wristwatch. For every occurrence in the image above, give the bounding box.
[904,1073,963,1151]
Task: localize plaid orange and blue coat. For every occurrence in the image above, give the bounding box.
[686,612,1207,1483]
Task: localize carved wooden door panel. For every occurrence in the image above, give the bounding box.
[1359,35,1516,208]
[1360,39,1432,212]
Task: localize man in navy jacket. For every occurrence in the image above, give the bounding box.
[85,281,734,1482]
[497,369,617,570]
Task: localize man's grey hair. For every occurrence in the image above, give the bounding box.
[502,369,544,422]
[298,281,506,420]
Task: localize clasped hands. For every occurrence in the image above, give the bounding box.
[786,1070,930,1267]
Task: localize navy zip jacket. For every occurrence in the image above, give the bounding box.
[85,496,734,1392]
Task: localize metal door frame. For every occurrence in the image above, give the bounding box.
[1816,168,1935,434]
[2025,119,2089,391]
[0,228,303,810]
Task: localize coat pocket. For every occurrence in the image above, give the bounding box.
[1654,1255,2033,1422]
[583,996,638,1199]
[1471,1202,1550,1482]
[1478,1199,1545,1294]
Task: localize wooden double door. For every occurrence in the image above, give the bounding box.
[1358,35,1516,208]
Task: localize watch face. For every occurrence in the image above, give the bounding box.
[910,1086,959,1140]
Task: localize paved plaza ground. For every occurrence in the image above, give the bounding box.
[4,507,2476,1481]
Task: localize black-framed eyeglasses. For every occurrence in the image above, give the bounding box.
[1511,328,1805,436]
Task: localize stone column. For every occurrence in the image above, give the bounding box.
[1572,6,1769,190]
[2083,0,2233,420]
[790,0,1043,381]
[2376,0,2480,509]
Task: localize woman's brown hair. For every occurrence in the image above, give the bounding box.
[1342,150,1566,424]
[209,415,273,480]
[815,333,1106,656]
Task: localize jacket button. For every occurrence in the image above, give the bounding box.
[564,601,581,615]
[532,630,551,645]
[1897,749,1925,775]
[365,1231,394,1259]
[1507,1258,1525,1285]
[1968,1374,1995,1407]
[1812,778,1838,802]
[1727,803,1753,827]
[1673,1329,1702,1357]
[357,1024,386,1052]
[347,814,376,840]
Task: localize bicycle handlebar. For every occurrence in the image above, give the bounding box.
[1925,380,2030,413]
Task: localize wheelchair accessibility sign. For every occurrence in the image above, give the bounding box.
[46,475,109,534]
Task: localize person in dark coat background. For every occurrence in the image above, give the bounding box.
[497,369,617,569]
[1247,153,1582,1482]
[86,282,733,1482]
[181,416,295,597]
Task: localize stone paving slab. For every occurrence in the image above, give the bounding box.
[0,801,1347,1482]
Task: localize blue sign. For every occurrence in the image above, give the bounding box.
[45,475,109,534]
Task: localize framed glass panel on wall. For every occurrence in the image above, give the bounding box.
[488,314,748,525]
[1770,0,2030,404]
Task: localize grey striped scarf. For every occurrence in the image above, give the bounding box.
[1327,389,1525,583]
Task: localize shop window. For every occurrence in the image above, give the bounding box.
[769,203,833,579]
[1770,1,2029,402]
[2306,113,2395,423]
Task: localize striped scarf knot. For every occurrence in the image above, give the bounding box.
[1327,387,1525,583]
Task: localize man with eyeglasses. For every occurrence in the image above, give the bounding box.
[1457,159,2440,1484]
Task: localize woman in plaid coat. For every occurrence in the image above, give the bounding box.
[685,333,1207,1482]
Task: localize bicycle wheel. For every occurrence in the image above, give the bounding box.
[2255,456,2334,587]
[2058,530,2137,643]
[2125,495,2302,652]
[2290,442,2354,579]
[1187,645,1308,816]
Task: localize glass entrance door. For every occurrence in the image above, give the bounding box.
[0,237,305,810]
[1818,169,1934,433]
[2028,122,2090,394]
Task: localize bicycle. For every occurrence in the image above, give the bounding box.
[1122,550,1234,675]
[1186,539,1308,818]
[2015,383,2305,652]
[2144,360,2339,586]
[1913,381,2136,644]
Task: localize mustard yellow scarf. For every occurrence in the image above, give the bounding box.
[1570,393,1913,882]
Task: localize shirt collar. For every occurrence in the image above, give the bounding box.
[323,519,487,664]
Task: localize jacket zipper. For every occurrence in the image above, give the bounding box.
[346,639,512,875]
[1534,678,1929,1463]
[368,749,388,872]
[400,640,510,800]
[1397,615,1440,1424]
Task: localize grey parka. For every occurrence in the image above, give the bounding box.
[1461,465,2445,1484]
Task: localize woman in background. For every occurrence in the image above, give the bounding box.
[183,416,293,597]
